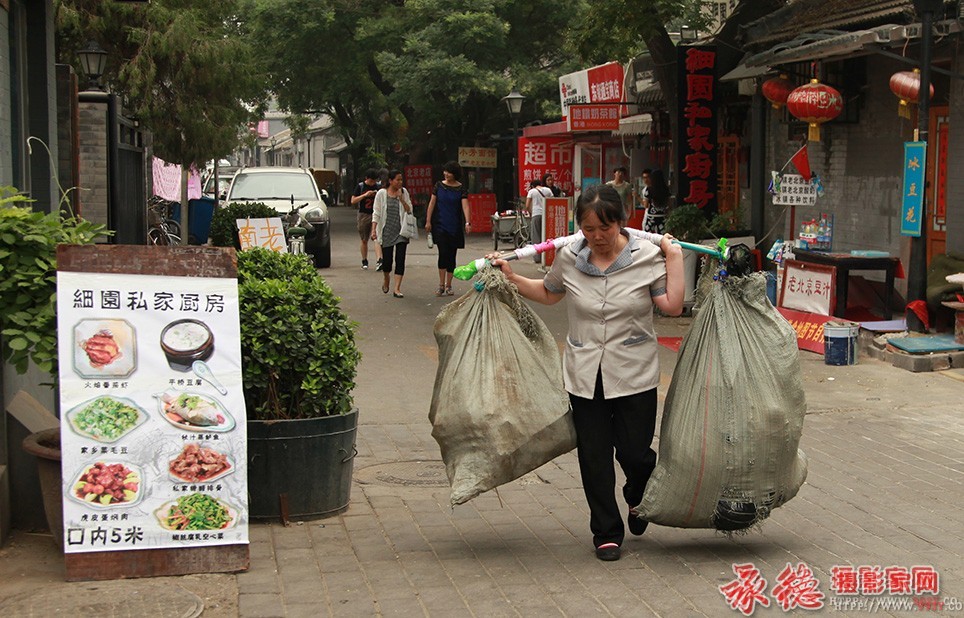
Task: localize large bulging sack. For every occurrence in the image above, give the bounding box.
[638,272,808,530]
[430,268,575,506]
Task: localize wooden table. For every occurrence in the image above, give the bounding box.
[793,250,900,319]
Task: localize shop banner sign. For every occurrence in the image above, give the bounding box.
[404,164,434,205]
[675,44,719,216]
[57,270,248,554]
[517,137,574,199]
[900,141,926,237]
[236,217,286,252]
[559,61,625,119]
[777,307,833,354]
[567,104,621,132]
[458,147,497,168]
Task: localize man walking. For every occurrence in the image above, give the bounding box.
[351,169,381,269]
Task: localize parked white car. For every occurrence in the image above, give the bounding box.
[223,166,331,267]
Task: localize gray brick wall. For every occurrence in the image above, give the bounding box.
[765,59,914,292]
[78,100,109,227]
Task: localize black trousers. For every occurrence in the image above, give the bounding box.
[569,369,658,547]
[381,241,407,275]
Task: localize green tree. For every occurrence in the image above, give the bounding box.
[56,0,268,167]
[250,0,584,167]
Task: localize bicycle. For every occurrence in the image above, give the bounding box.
[147,196,181,245]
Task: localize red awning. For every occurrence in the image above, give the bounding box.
[522,121,570,138]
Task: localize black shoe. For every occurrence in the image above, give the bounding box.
[362,260,369,269]
[628,507,649,536]
[375,259,383,270]
[595,543,621,561]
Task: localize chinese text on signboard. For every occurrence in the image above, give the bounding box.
[676,45,718,215]
[404,165,434,205]
[57,272,248,553]
[457,147,497,168]
[772,174,817,206]
[237,217,286,252]
[518,137,574,198]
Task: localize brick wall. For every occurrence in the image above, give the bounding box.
[766,59,911,290]
[78,99,109,227]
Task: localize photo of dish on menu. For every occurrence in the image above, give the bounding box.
[73,318,137,378]
[155,390,236,432]
[57,270,248,554]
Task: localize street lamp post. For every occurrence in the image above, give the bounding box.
[77,41,108,91]
[502,89,525,205]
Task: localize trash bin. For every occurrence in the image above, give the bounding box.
[169,197,217,245]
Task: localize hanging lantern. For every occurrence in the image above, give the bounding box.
[786,78,843,142]
[761,74,795,109]
[889,68,934,119]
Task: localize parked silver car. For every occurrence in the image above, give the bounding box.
[223,167,331,267]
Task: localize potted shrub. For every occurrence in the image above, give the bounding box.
[665,204,718,303]
[238,248,361,519]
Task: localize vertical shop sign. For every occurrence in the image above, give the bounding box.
[676,45,719,216]
[404,165,434,206]
[56,246,248,580]
[900,141,926,237]
[542,197,572,267]
[517,137,574,198]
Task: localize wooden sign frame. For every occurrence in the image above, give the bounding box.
[778,258,837,317]
[57,245,249,581]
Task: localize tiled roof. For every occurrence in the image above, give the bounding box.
[741,0,954,47]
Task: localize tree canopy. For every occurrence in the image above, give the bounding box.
[249,0,586,162]
[56,0,268,167]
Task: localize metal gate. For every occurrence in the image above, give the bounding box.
[110,99,148,245]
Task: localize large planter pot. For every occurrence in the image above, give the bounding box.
[247,409,358,520]
[21,428,63,549]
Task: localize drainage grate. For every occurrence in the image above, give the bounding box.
[355,460,450,487]
[0,581,203,617]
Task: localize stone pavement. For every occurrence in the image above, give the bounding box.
[2,205,962,617]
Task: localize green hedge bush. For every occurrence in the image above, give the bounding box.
[238,249,360,419]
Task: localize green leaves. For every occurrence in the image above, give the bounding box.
[209,202,279,249]
[0,186,107,375]
[237,249,360,419]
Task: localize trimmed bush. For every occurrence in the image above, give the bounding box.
[210,202,278,248]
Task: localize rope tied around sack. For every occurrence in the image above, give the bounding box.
[477,265,541,341]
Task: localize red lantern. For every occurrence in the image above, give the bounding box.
[761,74,795,109]
[786,78,843,142]
[889,68,934,119]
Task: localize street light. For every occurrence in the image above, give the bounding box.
[78,41,108,91]
[502,89,525,203]
[679,25,697,43]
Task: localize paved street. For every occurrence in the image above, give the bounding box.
[1,204,963,617]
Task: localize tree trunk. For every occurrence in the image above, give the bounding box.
[179,167,189,245]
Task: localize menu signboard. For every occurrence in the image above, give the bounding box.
[57,267,248,556]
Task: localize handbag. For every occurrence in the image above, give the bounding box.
[400,210,419,240]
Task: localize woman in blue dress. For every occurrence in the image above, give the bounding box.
[425,161,471,296]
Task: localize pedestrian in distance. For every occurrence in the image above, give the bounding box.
[639,168,653,211]
[425,161,471,297]
[371,170,413,298]
[643,169,670,235]
[606,166,634,220]
[351,168,382,270]
[525,178,553,266]
[487,184,684,562]
[543,173,562,197]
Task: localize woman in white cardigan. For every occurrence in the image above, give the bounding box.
[370,170,413,297]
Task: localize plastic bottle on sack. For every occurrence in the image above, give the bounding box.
[427,232,433,249]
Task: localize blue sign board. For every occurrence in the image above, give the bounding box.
[900,141,926,237]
